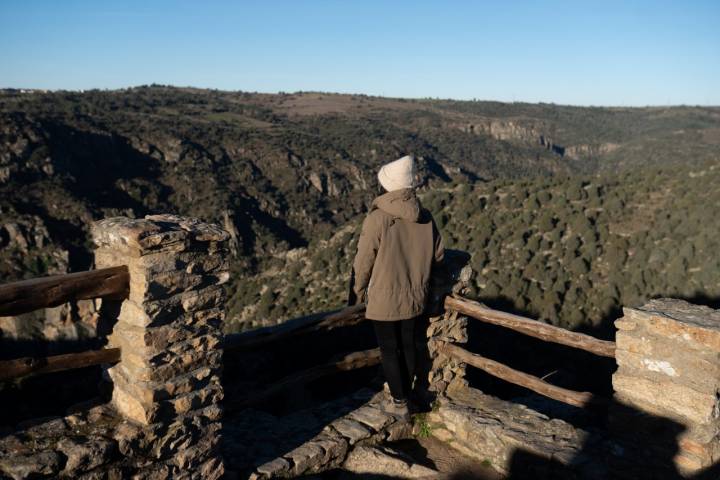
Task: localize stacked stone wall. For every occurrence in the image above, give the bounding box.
[612,298,720,475]
[93,214,229,479]
[0,214,231,479]
[426,250,473,395]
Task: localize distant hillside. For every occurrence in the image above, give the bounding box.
[1,86,719,334]
[233,161,720,335]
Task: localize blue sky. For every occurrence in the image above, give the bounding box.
[1,1,718,106]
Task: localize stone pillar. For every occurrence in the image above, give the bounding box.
[92,214,229,479]
[612,298,720,476]
[426,249,473,396]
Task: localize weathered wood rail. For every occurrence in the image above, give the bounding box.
[441,295,615,409]
[227,348,380,411]
[223,304,374,408]
[0,265,129,317]
[444,295,615,358]
[0,348,121,381]
[0,266,129,381]
[226,294,617,411]
[0,266,367,383]
[0,262,616,414]
[224,303,366,351]
[441,342,606,408]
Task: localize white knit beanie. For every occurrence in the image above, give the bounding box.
[377,155,416,192]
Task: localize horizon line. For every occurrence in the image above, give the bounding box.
[2,84,719,110]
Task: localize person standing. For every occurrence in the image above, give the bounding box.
[348,155,444,418]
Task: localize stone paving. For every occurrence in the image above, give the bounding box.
[224,387,414,478]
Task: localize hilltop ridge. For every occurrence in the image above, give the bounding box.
[1,86,719,335]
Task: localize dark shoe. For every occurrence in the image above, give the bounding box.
[409,389,436,412]
[383,398,410,421]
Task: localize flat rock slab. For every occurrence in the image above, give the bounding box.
[618,299,720,352]
[342,445,439,478]
[57,436,116,474]
[347,405,393,431]
[327,418,372,445]
[283,442,324,476]
[428,385,601,478]
[428,385,704,479]
[254,458,290,477]
[0,406,123,480]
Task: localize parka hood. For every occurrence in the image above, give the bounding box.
[371,188,421,222]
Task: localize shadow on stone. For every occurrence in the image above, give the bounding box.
[502,397,719,479]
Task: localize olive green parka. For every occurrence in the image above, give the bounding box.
[348,188,444,321]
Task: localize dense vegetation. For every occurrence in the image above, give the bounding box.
[1,86,719,337]
[231,161,720,336]
[0,86,579,279]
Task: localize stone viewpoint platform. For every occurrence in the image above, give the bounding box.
[1,214,719,479]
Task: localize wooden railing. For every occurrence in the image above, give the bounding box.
[0,266,129,316]
[0,267,130,381]
[224,303,377,410]
[441,294,614,409]
[224,303,366,351]
[228,348,381,411]
[1,266,615,413]
[0,348,122,382]
[444,296,615,358]
[224,293,617,411]
[0,266,368,387]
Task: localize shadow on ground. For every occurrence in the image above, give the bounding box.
[221,317,382,475]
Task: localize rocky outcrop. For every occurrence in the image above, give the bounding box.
[0,215,59,274]
[308,171,339,196]
[455,119,568,157]
[0,114,45,184]
[454,119,620,162]
[565,143,619,159]
[460,119,547,143]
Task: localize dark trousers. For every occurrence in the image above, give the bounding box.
[372,318,417,401]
